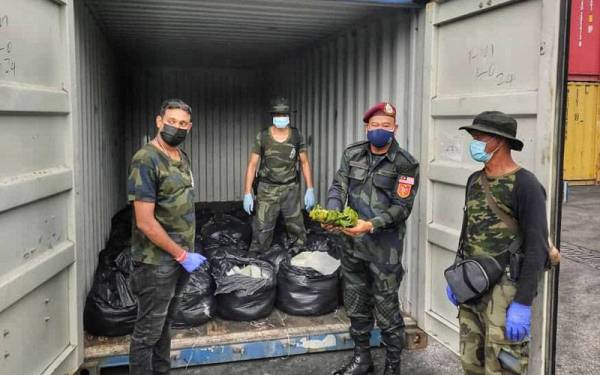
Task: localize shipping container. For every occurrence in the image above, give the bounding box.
[0,0,567,374]
[563,82,600,183]
[568,0,600,81]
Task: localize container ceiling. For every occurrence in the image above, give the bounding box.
[84,0,420,68]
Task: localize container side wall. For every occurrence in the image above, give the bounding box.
[73,0,125,315]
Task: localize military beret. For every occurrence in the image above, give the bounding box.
[363,102,397,123]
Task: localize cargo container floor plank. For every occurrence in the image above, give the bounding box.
[83,308,419,372]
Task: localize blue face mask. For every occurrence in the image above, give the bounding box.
[367,129,394,148]
[273,116,290,128]
[469,140,493,163]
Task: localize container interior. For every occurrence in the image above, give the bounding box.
[74,0,423,316]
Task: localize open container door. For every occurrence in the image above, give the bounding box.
[0,0,80,374]
[418,0,566,373]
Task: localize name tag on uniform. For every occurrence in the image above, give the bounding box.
[397,175,414,198]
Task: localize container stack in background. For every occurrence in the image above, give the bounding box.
[564,0,600,185]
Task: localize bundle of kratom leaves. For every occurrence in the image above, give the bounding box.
[309,205,359,228]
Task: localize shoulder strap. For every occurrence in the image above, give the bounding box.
[457,173,480,260]
[480,172,522,258]
[480,173,519,234]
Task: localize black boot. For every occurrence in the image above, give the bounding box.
[381,331,403,375]
[382,352,401,375]
[332,344,374,375]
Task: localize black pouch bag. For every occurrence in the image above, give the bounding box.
[445,254,505,304]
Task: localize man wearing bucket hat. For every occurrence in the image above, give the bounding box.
[326,102,419,375]
[446,111,550,374]
[243,97,314,255]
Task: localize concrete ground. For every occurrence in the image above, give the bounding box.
[101,185,600,375]
[555,185,600,375]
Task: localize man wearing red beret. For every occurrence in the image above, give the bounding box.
[325,102,419,375]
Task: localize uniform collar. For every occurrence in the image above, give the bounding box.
[363,139,399,162]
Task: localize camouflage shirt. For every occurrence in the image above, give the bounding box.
[252,126,307,185]
[326,140,419,264]
[461,168,549,305]
[463,171,518,258]
[127,143,196,265]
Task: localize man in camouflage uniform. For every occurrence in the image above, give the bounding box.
[446,111,550,374]
[128,99,206,375]
[326,102,419,375]
[243,97,315,254]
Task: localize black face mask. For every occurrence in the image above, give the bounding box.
[160,124,188,146]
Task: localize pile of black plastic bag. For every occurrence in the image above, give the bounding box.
[84,202,345,336]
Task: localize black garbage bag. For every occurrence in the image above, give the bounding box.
[225,206,252,224]
[201,214,252,248]
[195,205,214,232]
[114,247,134,275]
[211,255,276,321]
[258,243,289,274]
[171,264,216,329]
[202,243,248,260]
[84,268,137,337]
[107,205,133,249]
[305,231,346,260]
[276,252,341,316]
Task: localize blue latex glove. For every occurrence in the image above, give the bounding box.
[243,193,254,215]
[304,188,315,210]
[446,285,459,306]
[505,302,532,341]
[178,251,207,273]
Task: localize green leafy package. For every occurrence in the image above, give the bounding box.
[309,205,359,228]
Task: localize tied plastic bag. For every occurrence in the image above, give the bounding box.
[202,243,248,260]
[106,205,133,250]
[211,255,276,321]
[171,264,216,329]
[200,214,252,248]
[276,251,341,316]
[84,266,137,337]
[258,243,290,274]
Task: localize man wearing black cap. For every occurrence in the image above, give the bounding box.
[243,97,314,255]
[445,111,549,374]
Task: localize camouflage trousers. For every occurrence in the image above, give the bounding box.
[459,275,529,375]
[341,249,405,351]
[249,181,307,253]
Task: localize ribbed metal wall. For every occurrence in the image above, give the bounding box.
[74,1,125,300]
[122,67,266,202]
[267,10,414,204]
[267,10,422,316]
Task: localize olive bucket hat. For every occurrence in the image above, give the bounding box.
[459,111,524,151]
